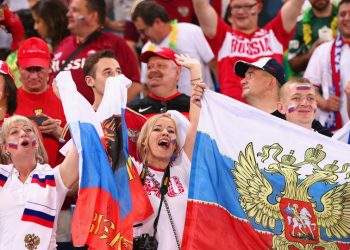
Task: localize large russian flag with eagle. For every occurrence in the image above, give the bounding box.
[182,90,350,250]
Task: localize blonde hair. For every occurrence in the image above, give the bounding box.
[137,113,180,164]
[0,115,48,164]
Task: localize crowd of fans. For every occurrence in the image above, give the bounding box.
[0,0,349,249]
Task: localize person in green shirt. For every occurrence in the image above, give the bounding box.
[287,0,338,77]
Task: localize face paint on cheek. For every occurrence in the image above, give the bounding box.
[296,85,311,90]
[31,139,37,147]
[288,105,297,113]
[8,142,19,150]
[170,135,177,143]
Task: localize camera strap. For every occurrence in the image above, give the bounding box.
[152,162,170,238]
[140,161,180,249]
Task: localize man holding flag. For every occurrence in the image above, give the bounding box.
[55,70,152,249]
[182,76,350,249]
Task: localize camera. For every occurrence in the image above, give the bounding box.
[133,234,158,250]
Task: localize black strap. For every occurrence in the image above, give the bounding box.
[139,162,171,238]
[57,29,101,73]
[152,163,170,238]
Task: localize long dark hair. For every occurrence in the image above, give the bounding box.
[32,0,70,50]
[1,74,17,115]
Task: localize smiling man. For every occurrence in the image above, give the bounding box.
[127,47,190,119]
[278,78,317,130]
[192,0,306,102]
[234,57,333,136]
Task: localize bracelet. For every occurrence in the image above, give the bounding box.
[59,124,69,143]
[190,77,201,82]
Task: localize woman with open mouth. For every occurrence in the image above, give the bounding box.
[132,54,205,250]
[0,115,79,250]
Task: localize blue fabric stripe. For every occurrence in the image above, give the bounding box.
[77,122,132,218]
[0,174,8,182]
[23,208,55,222]
[32,174,55,183]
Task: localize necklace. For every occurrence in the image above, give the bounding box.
[146,20,178,51]
[302,4,338,47]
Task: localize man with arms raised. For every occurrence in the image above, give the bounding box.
[192,0,306,102]
[83,49,147,158]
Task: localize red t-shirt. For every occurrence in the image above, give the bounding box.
[16,87,67,167]
[207,12,293,102]
[51,32,140,104]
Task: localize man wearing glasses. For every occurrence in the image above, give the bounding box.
[192,0,306,103]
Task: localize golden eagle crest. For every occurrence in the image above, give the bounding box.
[232,142,350,250]
[24,233,40,250]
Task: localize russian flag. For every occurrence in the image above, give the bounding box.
[56,71,152,249]
[70,121,131,248]
[21,201,56,228]
[182,90,350,249]
[31,174,56,187]
[0,173,7,187]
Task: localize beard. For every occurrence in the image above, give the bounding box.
[311,0,331,12]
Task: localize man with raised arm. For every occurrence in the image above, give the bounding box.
[192,0,306,102]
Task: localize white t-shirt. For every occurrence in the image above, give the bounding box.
[304,41,350,128]
[0,164,68,250]
[133,150,191,250]
[141,22,215,95]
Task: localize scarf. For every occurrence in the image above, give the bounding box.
[328,35,343,130]
[0,164,57,250]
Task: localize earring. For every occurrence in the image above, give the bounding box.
[6,151,11,157]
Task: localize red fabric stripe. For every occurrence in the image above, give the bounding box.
[0,179,6,187]
[330,38,342,130]
[72,187,125,249]
[22,214,54,228]
[182,201,272,249]
[31,178,56,187]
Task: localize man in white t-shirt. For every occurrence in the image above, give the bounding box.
[192,0,306,102]
[304,0,350,131]
[132,1,215,95]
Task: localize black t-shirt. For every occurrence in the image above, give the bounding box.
[127,92,190,117]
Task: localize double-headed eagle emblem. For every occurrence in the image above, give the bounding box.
[232,143,350,249]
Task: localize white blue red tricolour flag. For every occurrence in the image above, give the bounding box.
[182,90,350,250]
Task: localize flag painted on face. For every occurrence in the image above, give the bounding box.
[56,72,152,249]
[182,90,350,250]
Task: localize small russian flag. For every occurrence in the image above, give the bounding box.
[32,174,56,187]
[287,105,297,113]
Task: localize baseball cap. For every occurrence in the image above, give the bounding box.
[0,60,14,80]
[17,37,51,68]
[140,47,177,64]
[234,57,286,85]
